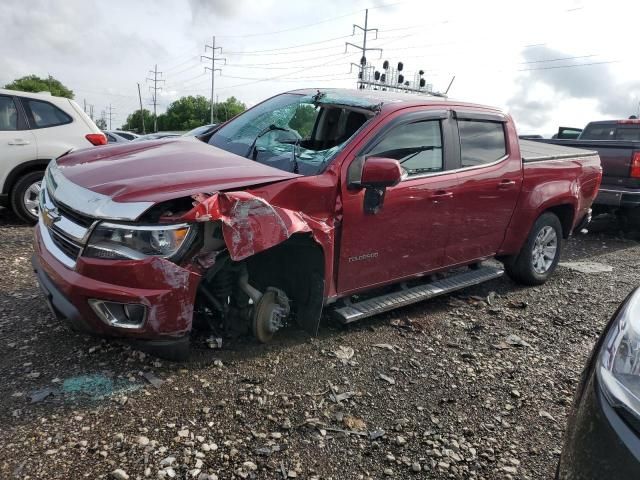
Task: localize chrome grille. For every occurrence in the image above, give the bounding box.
[39,184,95,268]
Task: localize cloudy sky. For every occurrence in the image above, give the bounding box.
[1,0,639,134]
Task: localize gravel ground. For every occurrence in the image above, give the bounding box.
[1,208,639,480]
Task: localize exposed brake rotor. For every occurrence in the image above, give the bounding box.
[252,288,290,343]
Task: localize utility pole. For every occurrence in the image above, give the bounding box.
[146,64,164,132]
[346,9,382,88]
[201,36,226,124]
[89,105,94,121]
[137,83,146,134]
[83,98,87,114]
[106,104,115,130]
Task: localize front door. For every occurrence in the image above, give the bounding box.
[337,109,458,295]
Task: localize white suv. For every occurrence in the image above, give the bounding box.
[0,88,106,223]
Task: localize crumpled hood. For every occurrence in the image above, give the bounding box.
[56,137,299,204]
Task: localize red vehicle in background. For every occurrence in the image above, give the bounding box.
[32,89,602,359]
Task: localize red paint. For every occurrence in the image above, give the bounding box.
[37,91,602,343]
[34,228,200,338]
[360,157,403,187]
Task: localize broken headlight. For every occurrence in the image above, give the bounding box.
[598,288,640,419]
[84,222,193,260]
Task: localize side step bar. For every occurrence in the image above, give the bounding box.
[332,265,504,324]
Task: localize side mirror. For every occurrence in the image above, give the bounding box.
[360,156,402,189]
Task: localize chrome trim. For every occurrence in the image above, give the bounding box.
[99,222,190,231]
[37,218,77,269]
[88,299,146,329]
[46,160,154,221]
[398,154,510,182]
[41,186,95,244]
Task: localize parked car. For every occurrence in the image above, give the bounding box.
[533,118,640,228]
[132,132,181,141]
[0,88,106,223]
[519,134,544,140]
[103,131,131,143]
[557,287,640,479]
[183,124,217,137]
[32,88,601,359]
[110,130,139,141]
[552,126,582,139]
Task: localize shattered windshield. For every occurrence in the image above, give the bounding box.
[208,93,373,176]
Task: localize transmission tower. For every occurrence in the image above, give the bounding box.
[146,64,164,132]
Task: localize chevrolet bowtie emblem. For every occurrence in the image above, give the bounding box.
[43,206,61,227]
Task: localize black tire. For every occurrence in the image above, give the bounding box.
[10,170,44,224]
[503,212,563,286]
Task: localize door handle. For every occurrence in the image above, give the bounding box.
[430,190,453,203]
[8,139,31,146]
[498,179,516,190]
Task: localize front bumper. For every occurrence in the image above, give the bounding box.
[595,186,640,208]
[558,366,640,478]
[33,225,201,346]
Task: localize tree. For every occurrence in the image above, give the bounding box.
[5,75,74,99]
[289,104,318,138]
[122,109,154,134]
[214,96,246,123]
[95,118,107,130]
[163,95,210,130]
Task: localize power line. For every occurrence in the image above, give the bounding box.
[518,60,618,72]
[215,10,361,38]
[146,64,165,132]
[222,34,352,55]
[201,36,226,124]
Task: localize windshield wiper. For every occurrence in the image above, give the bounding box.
[246,124,290,160]
[399,145,441,165]
[291,139,300,174]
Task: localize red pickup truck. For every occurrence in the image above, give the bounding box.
[32,89,602,359]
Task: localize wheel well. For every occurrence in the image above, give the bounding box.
[545,204,574,238]
[246,233,325,333]
[247,233,325,296]
[3,160,50,195]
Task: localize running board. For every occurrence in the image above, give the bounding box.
[332,266,504,324]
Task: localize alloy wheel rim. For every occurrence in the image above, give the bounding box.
[531,225,558,274]
[23,181,42,218]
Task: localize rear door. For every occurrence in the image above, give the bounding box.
[446,110,522,264]
[0,94,37,190]
[337,108,459,294]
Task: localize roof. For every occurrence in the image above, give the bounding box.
[0,88,62,99]
[286,87,498,114]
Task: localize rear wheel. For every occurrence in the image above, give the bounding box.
[503,212,563,286]
[10,171,44,224]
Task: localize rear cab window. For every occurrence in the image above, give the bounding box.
[580,122,640,141]
[458,120,507,167]
[21,98,73,128]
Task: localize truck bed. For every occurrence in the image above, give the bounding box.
[519,139,599,162]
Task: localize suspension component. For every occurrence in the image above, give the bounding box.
[252,288,290,343]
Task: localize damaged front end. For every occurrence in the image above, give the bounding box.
[167,190,329,345]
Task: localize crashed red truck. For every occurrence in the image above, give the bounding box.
[32,89,602,359]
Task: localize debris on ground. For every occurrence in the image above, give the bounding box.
[0,213,638,479]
